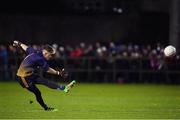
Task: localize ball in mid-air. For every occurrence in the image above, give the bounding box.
[164,45,176,57]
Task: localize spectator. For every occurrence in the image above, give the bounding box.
[109,42,117,57]
[84,44,95,57]
[150,49,163,70]
[70,46,84,57]
[0,45,9,80]
[8,45,18,80]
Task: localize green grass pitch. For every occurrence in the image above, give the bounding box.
[0,82,180,119]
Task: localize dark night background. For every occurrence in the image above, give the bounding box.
[0,0,174,46]
[0,0,180,84]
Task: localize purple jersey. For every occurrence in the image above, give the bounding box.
[17,47,49,77]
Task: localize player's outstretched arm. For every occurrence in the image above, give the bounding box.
[13,40,28,51]
[47,67,68,78]
[47,67,59,75]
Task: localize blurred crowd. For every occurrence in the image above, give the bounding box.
[0,42,180,82]
[1,42,177,58]
[1,42,180,65]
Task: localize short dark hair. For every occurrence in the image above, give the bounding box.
[43,45,55,54]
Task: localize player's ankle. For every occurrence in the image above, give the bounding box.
[57,86,65,90]
[44,104,49,110]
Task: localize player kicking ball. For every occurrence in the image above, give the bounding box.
[13,40,76,111]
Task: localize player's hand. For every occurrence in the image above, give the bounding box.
[13,40,22,47]
[61,68,69,79]
[57,68,68,79]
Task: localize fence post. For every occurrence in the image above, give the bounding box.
[113,57,116,83]
[87,57,92,82]
[139,58,143,83]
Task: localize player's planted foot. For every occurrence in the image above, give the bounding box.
[64,80,76,93]
[45,107,58,112]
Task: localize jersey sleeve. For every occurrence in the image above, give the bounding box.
[26,47,36,54]
[38,59,49,72]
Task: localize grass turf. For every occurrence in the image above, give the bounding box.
[0,82,180,119]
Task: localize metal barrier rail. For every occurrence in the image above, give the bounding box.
[1,56,180,83]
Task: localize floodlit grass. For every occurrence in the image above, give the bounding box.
[0,82,180,119]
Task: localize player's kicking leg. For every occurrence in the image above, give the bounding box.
[36,77,76,93]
